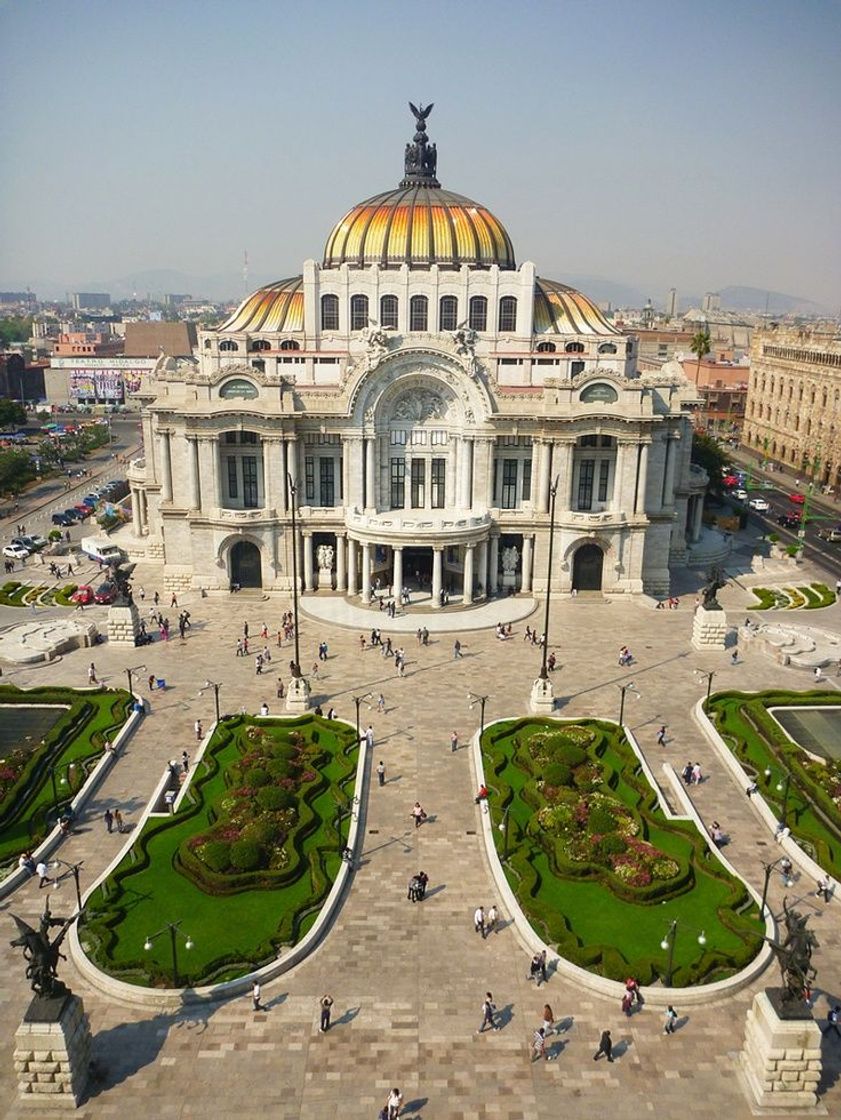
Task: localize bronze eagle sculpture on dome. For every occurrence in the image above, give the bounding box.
[409,102,434,128]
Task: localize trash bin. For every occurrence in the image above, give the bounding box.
[156,679,166,690]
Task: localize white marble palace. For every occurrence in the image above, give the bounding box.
[128,105,705,602]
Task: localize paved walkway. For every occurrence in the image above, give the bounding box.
[301,592,538,633]
[0,563,840,1119]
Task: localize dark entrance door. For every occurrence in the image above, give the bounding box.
[230,540,262,588]
[403,547,431,590]
[572,543,603,591]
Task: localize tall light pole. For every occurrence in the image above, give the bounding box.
[144,921,194,988]
[660,919,706,987]
[694,668,716,707]
[201,680,222,723]
[287,472,302,678]
[538,476,560,682]
[759,856,795,921]
[353,692,373,744]
[498,804,512,863]
[467,691,489,739]
[51,858,84,911]
[616,682,639,726]
[126,664,146,700]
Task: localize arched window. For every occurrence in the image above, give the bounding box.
[321,294,339,331]
[439,295,458,331]
[468,296,487,332]
[250,339,271,351]
[565,341,585,353]
[598,342,617,354]
[380,294,398,329]
[219,339,239,352]
[536,341,556,353]
[280,339,300,351]
[498,296,517,332]
[350,294,369,331]
[410,295,428,332]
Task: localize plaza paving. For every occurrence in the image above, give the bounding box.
[1,562,840,1119]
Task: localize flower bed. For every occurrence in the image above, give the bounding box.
[80,714,358,987]
[707,690,841,876]
[483,718,761,986]
[748,583,835,610]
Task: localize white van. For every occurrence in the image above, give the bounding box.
[80,536,127,566]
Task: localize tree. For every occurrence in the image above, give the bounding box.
[0,317,33,349]
[691,431,729,495]
[0,450,36,496]
[690,326,712,386]
[0,398,27,429]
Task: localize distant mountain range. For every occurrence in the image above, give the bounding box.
[7,270,833,317]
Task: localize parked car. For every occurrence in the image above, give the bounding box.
[778,513,801,529]
[3,544,30,560]
[81,495,100,507]
[11,536,46,552]
[93,581,118,604]
[734,488,748,501]
[62,509,82,522]
[816,526,841,542]
[789,493,806,504]
[70,585,95,605]
[73,505,93,519]
[51,512,74,526]
[748,498,770,512]
[723,474,739,488]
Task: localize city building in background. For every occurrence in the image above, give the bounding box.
[69,292,111,311]
[126,107,706,597]
[665,288,678,319]
[743,324,841,486]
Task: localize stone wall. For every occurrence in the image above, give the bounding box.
[740,990,823,1110]
[13,995,91,1108]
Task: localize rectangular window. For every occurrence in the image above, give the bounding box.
[337,455,343,500]
[431,458,445,508]
[411,430,427,445]
[410,458,426,508]
[390,458,405,508]
[226,457,238,499]
[242,456,258,508]
[224,431,237,444]
[492,459,499,503]
[598,460,610,502]
[501,458,518,509]
[522,458,532,500]
[319,458,335,507]
[390,430,407,445]
[304,455,315,502]
[577,459,595,510]
[240,431,257,444]
[430,429,447,445]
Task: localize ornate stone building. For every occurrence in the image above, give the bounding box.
[128,107,703,601]
[743,324,841,486]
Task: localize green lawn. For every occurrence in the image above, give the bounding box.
[483,718,762,986]
[707,690,841,876]
[80,714,358,987]
[0,686,132,866]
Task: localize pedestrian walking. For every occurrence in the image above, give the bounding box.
[691,762,702,784]
[243,621,249,639]
[377,760,386,786]
[148,674,155,691]
[255,655,263,675]
[663,1005,678,1034]
[486,904,498,935]
[527,953,542,986]
[538,948,547,984]
[377,693,386,713]
[477,992,499,1033]
[88,662,97,685]
[656,725,666,746]
[236,639,243,657]
[816,876,833,902]
[319,994,334,1032]
[36,861,51,888]
[182,751,190,773]
[731,648,739,665]
[385,1088,403,1119]
[453,639,463,659]
[531,1026,550,1062]
[114,809,124,833]
[170,593,178,608]
[681,761,694,785]
[473,905,486,937]
[195,719,203,742]
[450,730,459,752]
[593,1028,613,1062]
[416,870,428,899]
[407,875,421,902]
[365,725,375,749]
[276,678,285,699]
[410,801,427,829]
[104,808,114,833]
[541,1003,555,1036]
[823,1005,841,1039]
[625,975,643,1006]
[252,981,266,1012]
[621,991,633,1017]
[153,591,159,607]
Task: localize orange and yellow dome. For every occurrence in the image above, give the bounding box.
[323,186,515,271]
[534,278,619,336]
[218,276,304,333]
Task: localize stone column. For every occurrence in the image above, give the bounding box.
[336,534,346,591]
[303,533,314,591]
[131,489,142,536]
[361,541,372,603]
[692,494,705,541]
[522,534,534,593]
[160,430,173,502]
[187,435,200,510]
[278,437,288,513]
[347,538,358,596]
[463,543,475,605]
[431,546,443,607]
[392,545,403,604]
[636,442,650,513]
[286,436,298,491]
[345,436,364,509]
[263,437,285,513]
[556,442,574,511]
[458,438,473,508]
[202,437,221,510]
[489,535,500,594]
[536,440,551,513]
[662,435,678,507]
[365,437,376,510]
[613,441,628,512]
[140,491,148,534]
[477,538,488,597]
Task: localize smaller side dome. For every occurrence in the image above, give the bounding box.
[534,278,619,336]
[219,277,304,333]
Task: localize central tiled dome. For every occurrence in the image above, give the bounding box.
[323,185,516,271]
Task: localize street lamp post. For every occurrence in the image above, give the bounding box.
[143,921,194,988]
[353,692,373,744]
[694,668,716,707]
[538,477,560,682]
[202,680,222,723]
[759,856,795,921]
[50,858,84,911]
[125,664,146,700]
[660,919,706,987]
[498,804,512,862]
[467,691,489,739]
[287,472,302,678]
[776,771,793,827]
[617,682,639,727]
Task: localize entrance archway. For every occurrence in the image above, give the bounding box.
[572,543,604,591]
[230,540,262,588]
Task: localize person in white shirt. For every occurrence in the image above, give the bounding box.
[473,906,485,937]
[386,1087,403,1119]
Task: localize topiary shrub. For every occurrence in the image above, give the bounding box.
[551,740,587,768]
[588,805,618,834]
[271,742,297,761]
[598,834,626,857]
[230,838,263,870]
[543,762,572,788]
[241,818,280,845]
[201,840,231,872]
[244,767,269,787]
[266,758,292,780]
[256,786,294,811]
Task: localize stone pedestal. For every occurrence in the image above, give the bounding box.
[285,676,311,713]
[691,604,728,651]
[529,676,555,715]
[740,990,824,1111]
[317,566,333,591]
[13,993,91,1109]
[501,572,517,591]
[107,602,141,646]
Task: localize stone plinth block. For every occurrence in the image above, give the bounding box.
[529,676,555,715]
[13,994,91,1109]
[285,676,311,713]
[107,602,141,647]
[317,567,333,591]
[692,604,728,651]
[740,989,824,1112]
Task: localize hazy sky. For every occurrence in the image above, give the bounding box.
[1,0,840,307]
